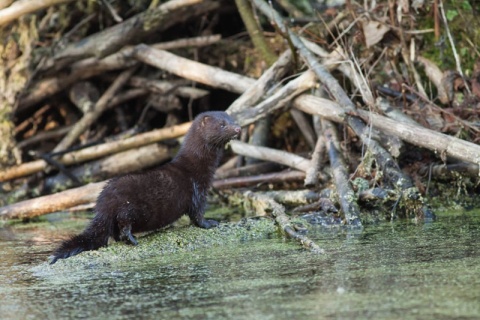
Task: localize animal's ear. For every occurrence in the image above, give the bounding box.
[201,115,211,127]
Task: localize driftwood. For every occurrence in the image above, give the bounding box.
[233,70,318,126]
[127,77,209,100]
[0,182,105,220]
[230,141,310,172]
[213,170,305,189]
[0,0,74,27]
[290,108,316,150]
[227,50,293,113]
[252,0,419,205]
[241,191,324,253]
[4,40,480,220]
[0,122,191,182]
[133,44,255,94]
[260,190,322,206]
[322,119,362,226]
[304,113,326,187]
[44,143,173,192]
[215,161,282,179]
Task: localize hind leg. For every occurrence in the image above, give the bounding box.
[117,206,139,245]
[119,224,138,246]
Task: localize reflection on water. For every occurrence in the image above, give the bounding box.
[0,211,479,319]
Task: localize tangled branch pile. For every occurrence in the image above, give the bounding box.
[1,0,480,237]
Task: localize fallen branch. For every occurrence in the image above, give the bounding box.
[133,44,255,94]
[44,143,173,192]
[233,70,317,126]
[0,0,74,27]
[242,190,324,253]
[322,119,362,226]
[227,49,293,113]
[0,122,191,182]
[230,140,310,172]
[0,182,105,220]
[304,136,326,187]
[213,170,305,189]
[215,161,282,179]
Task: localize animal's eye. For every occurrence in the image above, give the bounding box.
[220,122,226,128]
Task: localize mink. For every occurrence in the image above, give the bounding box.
[50,111,241,264]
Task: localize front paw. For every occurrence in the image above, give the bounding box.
[198,219,219,229]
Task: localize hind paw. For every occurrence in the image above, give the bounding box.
[120,226,138,245]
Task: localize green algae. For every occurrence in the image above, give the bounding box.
[29,217,276,276]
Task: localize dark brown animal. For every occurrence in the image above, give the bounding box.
[50,111,240,264]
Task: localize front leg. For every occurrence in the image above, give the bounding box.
[188,183,219,229]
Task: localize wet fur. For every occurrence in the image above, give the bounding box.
[50,111,240,264]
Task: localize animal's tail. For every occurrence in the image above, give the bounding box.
[50,214,114,264]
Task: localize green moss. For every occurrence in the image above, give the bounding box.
[33,218,277,274]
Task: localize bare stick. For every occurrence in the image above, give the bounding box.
[0,182,106,220]
[128,77,209,100]
[227,50,293,113]
[0,0,13,10]
[260,189,322,205]
[322,119,362,226]
[71,35,222,71]
[45,144,173,192]
[375,97,420,127]
[53,67,137,152]
[230,140,310,172]
[252,0,358,114]
[215,161,282,179]
[213,170,305,189]
[0,0,75,27]
[233,70,317,125]
[11,61,480,183]
[303,41,374,106]
[17,67,119,113]
[290,108,316,149]
[304,133,326,187]
[242,191,324,254]
[133,44,255,94]
[17,126,72,149]
[0,122,191,182]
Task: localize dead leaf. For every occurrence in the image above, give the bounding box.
[361,20,390,48]
[417,56,450,104]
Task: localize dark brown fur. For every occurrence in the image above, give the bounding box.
[50,111,240,264]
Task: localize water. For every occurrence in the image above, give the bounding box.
[0,211,479,319]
